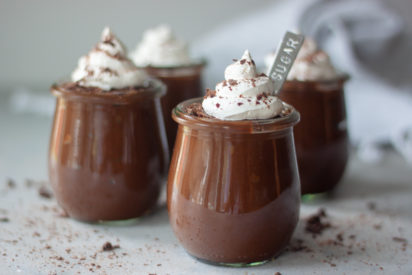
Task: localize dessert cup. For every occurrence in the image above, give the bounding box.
[167,97,301,266]
[143,62,205,156]
[49,79,168,222]
[278,75,349,195]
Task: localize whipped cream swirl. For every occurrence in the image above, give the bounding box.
[130,25,192,67]
[265,38,337,81]
[71,27,147,91]
[202,50,283,120]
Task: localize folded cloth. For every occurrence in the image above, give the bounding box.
[193,0,412,163]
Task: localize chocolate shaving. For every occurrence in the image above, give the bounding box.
[240,59,246,65]
[237,102,243,106]
[185,103,212,118]
[204,88,216,99]
[367,202,376,211]
[101,67,119,76]
[392,237,408,243]
[232,59,238,62]
[305,208,331,236]
[7,179,16,189]
[228,79,238,86]
[102,242,120,251]
[103,40,115,47]
[216,103,220,108]
[38,186,53,199]
[287,239,309,252]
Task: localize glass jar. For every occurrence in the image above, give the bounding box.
[49,79,168,222]
[278,76,349,195]
[167,98,301,266]
[143,62,206,156]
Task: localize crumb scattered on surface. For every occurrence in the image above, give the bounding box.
[7,179,16,189]
[38,186,53,199]
[305,208,331,237]
[367,202,376,211]
[102,242,120,252]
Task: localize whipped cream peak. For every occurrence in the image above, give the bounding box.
[71,27,147,91]
[97,27,127,57]
[202,50,283,121]
[224,50,257,80]
[265,37,337,81]
[130,25,192,67]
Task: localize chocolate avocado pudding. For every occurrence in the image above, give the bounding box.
[49,27,168,222]
[167,50,301,265]
[131,25,205,155]
[266,38,349,195]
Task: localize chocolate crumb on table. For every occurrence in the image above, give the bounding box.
[6,179,16,188]
[38,186,53,199]
[392,237,408,244]
[336,233,344,242]
[102,242,120,251]
[287,238,312,253]
[305,208,331,237]
[367,202,376,211]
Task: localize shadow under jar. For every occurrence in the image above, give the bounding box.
[167,98,301,266]
[49,79,168,222]
[143,62,205,156]
[278,76,349,195]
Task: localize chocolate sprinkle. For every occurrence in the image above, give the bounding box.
[204,89,216,99]
[392,237,408,243]
[185,103,212,118]
[7,179,16,189]
[102,242,120,251]
[38,186,53,199]
[305,208,331,236]
[228,79,238,86]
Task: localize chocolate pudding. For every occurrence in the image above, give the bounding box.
[49,81,167,222]
[48,27,168,222]
[167,51,301,265]
[168,98,300,265]
[130,25,205,155]
[143,64,205,154]
[278,78,349,194]
[266,38,349,194]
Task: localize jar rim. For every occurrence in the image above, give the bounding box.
[50,78,166,104]
[172,97,300,134]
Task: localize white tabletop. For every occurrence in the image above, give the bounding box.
[0,91,411,275]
